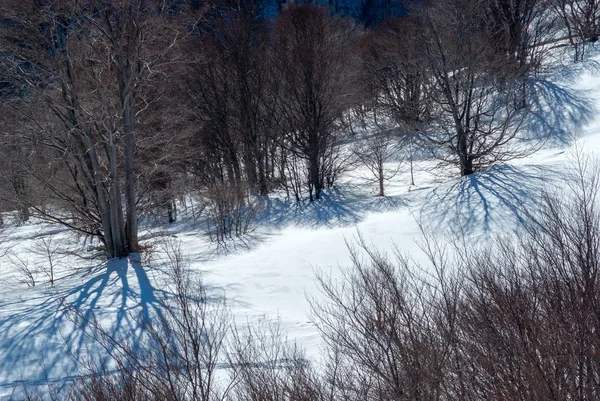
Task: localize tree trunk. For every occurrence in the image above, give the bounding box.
[308,130,321,201]
[108,134,127,258]
[243,143,258,191]
[72,133,119,259]
[123,97,139,253]
[98,193,116,259]
[309,151,321,201]
[459,152,473,176]
[459,155,473,176]
[12,174,29,222]
[457,124,473,176]
[378,164,385,196]
[409,148,415,186]
[257,153,268,195]
[167,201,175,224]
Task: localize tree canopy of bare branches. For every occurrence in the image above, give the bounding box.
[0,0,189,257]
[272,5,361,201]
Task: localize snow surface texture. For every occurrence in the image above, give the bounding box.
[1,45,600,398]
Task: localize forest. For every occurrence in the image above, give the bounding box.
[1,0,594,258]
[2,0,600,399]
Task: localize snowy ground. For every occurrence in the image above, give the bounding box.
[1,45,600,398]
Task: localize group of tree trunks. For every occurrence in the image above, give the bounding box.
[0,0,596,257]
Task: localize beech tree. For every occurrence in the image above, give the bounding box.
[0,119,40,223]
[418,0,530,176]
[360,17,431,131]
[272,5,361,201]
[484,0,554,105]
[183,0,276,196]
[0,0,185,258]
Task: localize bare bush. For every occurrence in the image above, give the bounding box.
[204,183,259,242]
[310,153,600,400]
[310,234,455,400]
[228,318,326,401]
[353,129,400,196]
[10,253,39,287]
[28,236,64,285]
[456,153,600,399]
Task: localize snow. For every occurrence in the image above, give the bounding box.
[2,45,600,398]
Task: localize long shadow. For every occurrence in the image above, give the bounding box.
[524,60,600,145]
[419,164,558,237]
[255,186,408,229]
[172,186,409,267]
[525,79,596,145]
[0,255,166,393]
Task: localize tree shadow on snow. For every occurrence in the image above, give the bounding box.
[255,186,409,229]
[525,79,596,145]
[524,60,600,145]
[0,255,168,393]
[419,164,558,237]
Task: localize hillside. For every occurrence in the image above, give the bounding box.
[1,44,600,398]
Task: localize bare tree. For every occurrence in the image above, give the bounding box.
[552,0,600,60]
[272,5,361,201]
[356,17,432,188]
[353,128,399,196]
[182,0,278,198]
[483,0,556,105]
[0,124,40,223]
[0,0,187,258]
[359,17,431,131]
[417,0,531,176]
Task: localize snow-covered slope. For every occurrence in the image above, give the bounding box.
[1,46,600,398]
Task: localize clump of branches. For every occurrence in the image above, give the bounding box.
[353,127,400,196]
[7,235,66,287]
[552,0,600,61]
[28,236,65,285]
[9,254,39,287]
[227,319,326,401]
[204,183,259,242]
[309,153,600,400]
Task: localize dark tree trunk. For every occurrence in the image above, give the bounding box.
[257,155,268,195]
[378,164,385,196]
[459,153,474,176]
[309,145,321,201]
[123,99,139,253]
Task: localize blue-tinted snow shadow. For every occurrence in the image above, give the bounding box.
[419,164,558,236]
[0,255,167,393]
[525,79,596,145]
[255,186,409,229]
[169,186,409,266]
[524,60,600,145]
